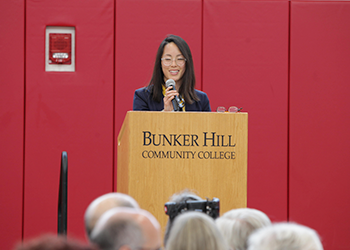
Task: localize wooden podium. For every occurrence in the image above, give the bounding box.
[117,111,247,230]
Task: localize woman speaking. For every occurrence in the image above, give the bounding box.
[133,35,211,112]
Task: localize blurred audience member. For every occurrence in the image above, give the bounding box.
[166,211,228,250]
[91,207,161,250]
[14,234,97,250]
[216,208,271,250]
[164,189,203,246]
[84,192,139,240]
[248,222,323,250]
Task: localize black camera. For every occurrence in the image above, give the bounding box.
[164,197,220,222]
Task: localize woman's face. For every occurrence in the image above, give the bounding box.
[161,42,186,84]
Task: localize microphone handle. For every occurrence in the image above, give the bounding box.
[171,98,180,111]
[169,85,182,111]
[165,81,183,111]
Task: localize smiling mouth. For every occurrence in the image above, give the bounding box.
[170,70,179,75]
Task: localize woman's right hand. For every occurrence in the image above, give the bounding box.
[163,86,179,111]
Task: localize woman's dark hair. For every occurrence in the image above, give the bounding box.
[147,34,199,104]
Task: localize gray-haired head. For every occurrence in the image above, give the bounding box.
[84,192,139,239]
[247,222,323,250]
[216,208,271,250]
[91,207,161,250]
[164,189,203,246]
[166,211,229,250]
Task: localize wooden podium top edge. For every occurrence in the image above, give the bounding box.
[127,111,248,115]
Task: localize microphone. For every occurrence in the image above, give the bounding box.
[165,79,184,111]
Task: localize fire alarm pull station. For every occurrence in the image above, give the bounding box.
[49,33,71,64]
[45,26,75,72]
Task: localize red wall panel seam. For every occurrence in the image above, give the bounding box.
[22,0,27,241]
[112,0,116,192]
[287,0,291,222]
[200,0,204,91]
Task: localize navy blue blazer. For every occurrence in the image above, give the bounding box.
[133,87,211,112]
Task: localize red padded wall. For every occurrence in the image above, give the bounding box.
[0,1,24,249]
[114,0,202,182]
[1,0,348,248]
[203,0,289,221]
[290,1,350,249]
[24,0,114,240]
[115,0,202,131]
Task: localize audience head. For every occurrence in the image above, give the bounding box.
[164,189,203,246]
[166,211,228,250]
[91,207,161,250]
[84,192,139,239]
[248,222,323,250]
[216,208,271,250]
[14,234,97,250]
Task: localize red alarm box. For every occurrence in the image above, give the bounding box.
[49,33,72,64]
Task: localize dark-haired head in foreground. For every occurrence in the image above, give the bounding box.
[15,234,98,250]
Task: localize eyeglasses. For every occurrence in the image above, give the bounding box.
[216,106,243,113]
[161,57,187,67]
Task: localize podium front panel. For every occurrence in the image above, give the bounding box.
[118,111,247,231]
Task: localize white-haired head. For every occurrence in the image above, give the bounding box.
[167,211,229,250]
[84,192,139,239]
[247,222,323,250]
[216,208,271,250]
[163,189,203,246]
